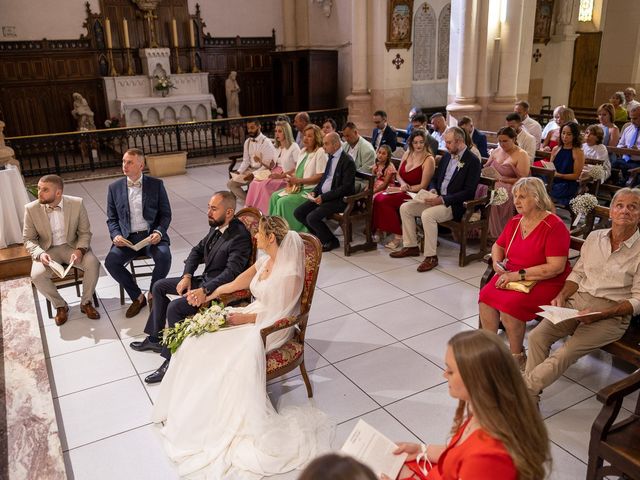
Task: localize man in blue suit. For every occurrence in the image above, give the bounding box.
[105,148,172,318]
[370,110,397,151]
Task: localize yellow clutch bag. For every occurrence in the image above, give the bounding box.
[285,183,301,194]
[503,280,537,293]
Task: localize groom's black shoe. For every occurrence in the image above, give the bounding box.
[130,337,162,353]
[145,360,170,384]
[322,239,340,252]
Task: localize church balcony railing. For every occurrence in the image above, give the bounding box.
[6,107,348,179]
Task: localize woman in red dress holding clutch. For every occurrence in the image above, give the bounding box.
[478,177,571,370]
[382,330,549,480]
[372,130,435,249]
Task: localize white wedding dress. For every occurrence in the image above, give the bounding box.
[152,232,331,479]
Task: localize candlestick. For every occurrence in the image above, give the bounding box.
[172,19,178,48]
[123,19,130,49]
[107,49,119,76]
[105,18,113,49]
[190,48,200,73]
[125,48,134,76]
[189,19,195,48]
[173,47,183,74]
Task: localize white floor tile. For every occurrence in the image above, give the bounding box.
[322,276,408,311]
[359,296,458,340]
[548,442,587,480]
[41,315,118,357]
[416,281,479,320]
[49,341,137,397]
[434,253,489,280]
[332,408,420,449]
[268,365,379,425]
[539,376,594,419]
[403,322,474,369]
[306,313,397,363]
[67,425,179,480]
[376,264,460,295]
[335,343,445,406]
[108,304,150,340]
[56,376,153,450]
[315,253,370,288]
[267,344,330,384]
[307,288,353,325]
[385,383,457,444]
[340,248,418,274]
[126,335,166,374]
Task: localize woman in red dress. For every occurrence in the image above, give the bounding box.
[478,177,571,369]
[372,130,435,249]
[382,330,549,480]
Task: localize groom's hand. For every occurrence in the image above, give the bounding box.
[176,275,192,296]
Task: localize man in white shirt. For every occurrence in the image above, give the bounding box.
[515,101,542,149]
[227,119,277,201]
[293,112,310,148]
[23,174,101,326]
[624,87,640,113]
[612,105,640,183]
[430,113,448,150]
[525,188,640,403]
[506,113,536,163]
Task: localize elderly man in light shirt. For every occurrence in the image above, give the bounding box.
[525,187,640,403]
[227,118,277,201]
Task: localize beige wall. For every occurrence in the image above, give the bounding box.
[191,0,283,38]
[0,0,100,40]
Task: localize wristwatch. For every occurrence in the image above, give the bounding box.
[518,269,526,281]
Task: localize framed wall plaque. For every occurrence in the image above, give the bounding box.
[386,0,414,51]
[533,0,555,44]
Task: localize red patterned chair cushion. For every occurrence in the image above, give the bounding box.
[266,340,304,374]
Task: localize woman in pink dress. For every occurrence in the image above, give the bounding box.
[372,130,435,249]
[478,177,570,370]
[483,127,530,239]
[245,121,300,214]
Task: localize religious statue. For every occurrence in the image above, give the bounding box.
[71,93,96,131]
[225,71,241,118]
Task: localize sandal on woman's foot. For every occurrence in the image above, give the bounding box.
[385,238,402,250]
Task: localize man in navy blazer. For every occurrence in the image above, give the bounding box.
[105,148,172,318]
[392,127,481,272]
[458,116,489,158]
[370,110,398,151]
[294,132,356,252]
[130,191,252,383]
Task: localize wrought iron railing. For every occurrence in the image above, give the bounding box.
[7,108,349,178]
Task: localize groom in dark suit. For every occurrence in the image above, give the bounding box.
[130,190,252,383]
[105,148,172,318]
[392,126,481,272]
[294,132,356,252]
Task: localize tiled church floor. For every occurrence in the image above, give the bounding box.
[34,163,635,479]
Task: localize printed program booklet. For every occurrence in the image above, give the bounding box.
[48,259,75,279]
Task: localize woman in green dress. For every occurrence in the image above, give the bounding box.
[269,124,327,231]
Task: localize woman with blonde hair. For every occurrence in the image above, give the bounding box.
[383,330,550,480]
[479,177,571,369]
[269,124,327,231]
[542,106,576,151]
[245,120,300,213]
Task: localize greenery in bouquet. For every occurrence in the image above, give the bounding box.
[161,302,229,354]
[154,75,177,92]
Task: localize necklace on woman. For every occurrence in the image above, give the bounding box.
[521,212,545,237]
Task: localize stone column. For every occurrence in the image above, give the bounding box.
[446,0,482,123]
[346,0,372,130]
[282,0,297,49]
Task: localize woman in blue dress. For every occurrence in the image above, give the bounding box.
[549,122,585,206]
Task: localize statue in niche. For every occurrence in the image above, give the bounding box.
[225,71,241,118]
[153,63,167,79]
[71,93,96,131]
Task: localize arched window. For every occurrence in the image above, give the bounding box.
[578,0,594,22]
[437,3,451,80]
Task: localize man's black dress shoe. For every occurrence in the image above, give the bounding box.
[130,337,163,353]
[145,359,169,384]
[322,240,340,252]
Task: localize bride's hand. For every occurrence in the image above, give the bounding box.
[226,313,256,325]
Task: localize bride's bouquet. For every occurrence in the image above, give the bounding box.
[161,302,230,354]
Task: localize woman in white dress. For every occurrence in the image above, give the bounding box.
[152,216,330,479]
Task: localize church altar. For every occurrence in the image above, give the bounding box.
[103,48,217,127]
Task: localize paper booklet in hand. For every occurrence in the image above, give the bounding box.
[406,189,438,203]
[48,259,75,279]
[541,160,556,171]
[481,166,499,179]
[252,169,271,181]
[122,236,152,251]
[537,305,601,325]
[341,419,408,479]
[230,172,249,184]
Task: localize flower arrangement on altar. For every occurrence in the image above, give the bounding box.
[154,75,176,95]
[212,107,224,119]
[161,302,230,354]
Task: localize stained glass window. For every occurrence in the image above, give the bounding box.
[579,0,594,22]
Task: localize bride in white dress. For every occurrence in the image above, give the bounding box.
[152,216,330,479]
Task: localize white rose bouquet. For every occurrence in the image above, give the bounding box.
[154,75,176,92]
[161,301,229,354]
[488,187,509,207]
[569,193,599,226]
